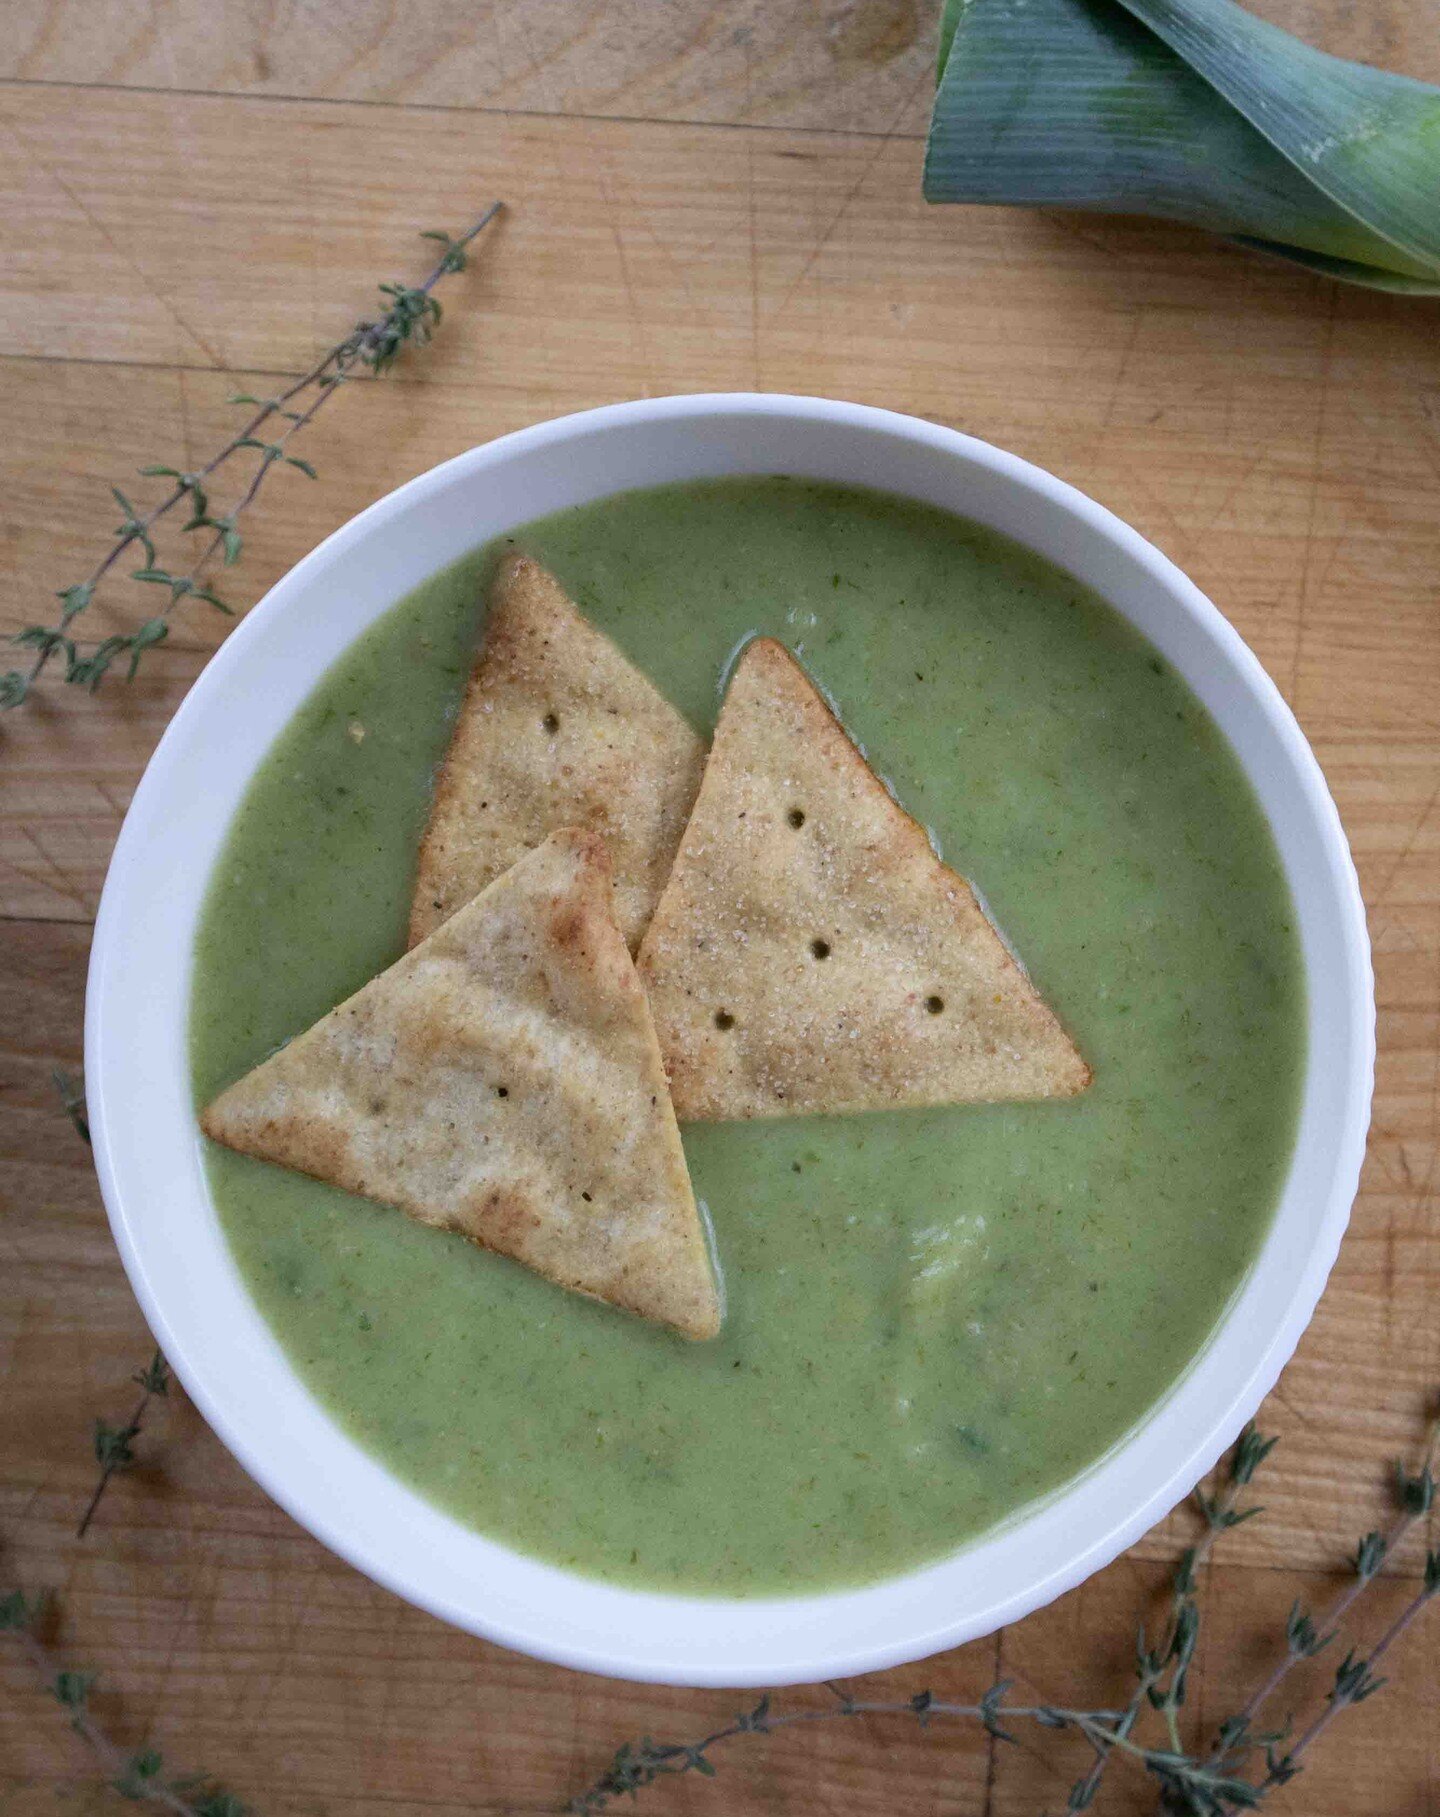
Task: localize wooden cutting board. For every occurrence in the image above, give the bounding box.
[1,4,1436,1813]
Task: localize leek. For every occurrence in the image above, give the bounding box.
[924,0,1440,292]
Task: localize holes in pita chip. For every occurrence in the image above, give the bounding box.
[787,807,806,828]
[810,939,831,960]
[925,995,945,1015]
[541,712,560,734]
[581,1191,593,1202]
[714,1010,736,1031]
[495,1085,510,1098]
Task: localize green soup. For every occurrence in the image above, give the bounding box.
[191,478,1303,1595]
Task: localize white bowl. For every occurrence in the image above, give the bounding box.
[88,395,1373,1688]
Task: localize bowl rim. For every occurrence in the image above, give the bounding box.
[87,392,1374,1686]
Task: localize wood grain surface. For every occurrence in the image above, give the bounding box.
[1,3,1437,1814]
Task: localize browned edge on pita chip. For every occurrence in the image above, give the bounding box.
[203,827,721,1340]
[408,553,706,953]
[637,637,1091,1121]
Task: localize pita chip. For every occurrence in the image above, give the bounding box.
[203,828,720,1340]
[409,554,706,951]
[637,638,1091,1121]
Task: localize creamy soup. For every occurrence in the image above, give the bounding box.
[191,478,1303,1594]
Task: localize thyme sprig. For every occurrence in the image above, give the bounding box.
[53,1065,90,1144]
[1207,1404,1440,1795]
[568,1682,1137,1815]
[0,1593,242,1817]
[567,1681,1264,1815]
[76,1351,171,1540]
[2,204,502,710]
[48,1067,172,1539]
[570,1407,1440,1816]
[1068,1421,1276,1810]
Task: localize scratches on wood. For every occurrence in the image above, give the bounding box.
[1,4,1438,1812]
[3,0,1437,129]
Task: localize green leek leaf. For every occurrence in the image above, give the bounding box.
[1118,0,1440,274]
[1228,236,1440,294]
[924,0,1440,292]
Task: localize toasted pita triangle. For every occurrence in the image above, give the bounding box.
[203,829,720,1339]
[637,639,1091,1121]
[409,554,705,952]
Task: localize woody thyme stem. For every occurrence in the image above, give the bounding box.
[3,201,502,707]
